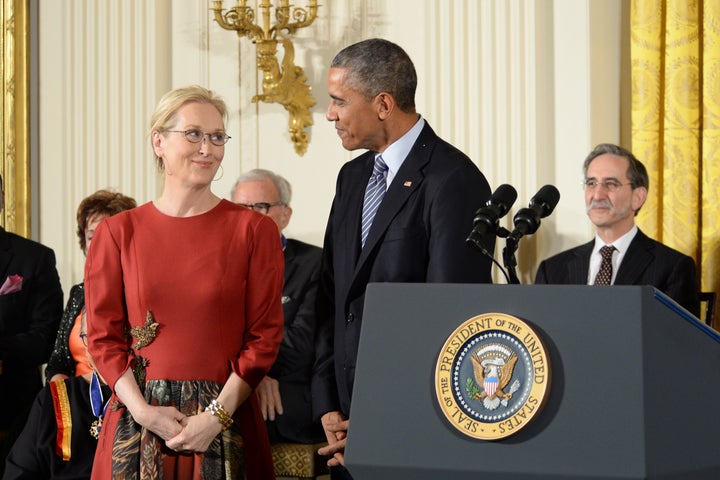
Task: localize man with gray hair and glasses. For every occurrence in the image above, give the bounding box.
[535,143,699,316]
[231,169,325,446]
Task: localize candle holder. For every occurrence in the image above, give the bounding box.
[212,0,319,156]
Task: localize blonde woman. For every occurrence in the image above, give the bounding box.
[85,85,284,479]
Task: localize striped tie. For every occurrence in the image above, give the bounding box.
[360,155,388,247]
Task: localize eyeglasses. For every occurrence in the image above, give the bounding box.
[236,201,285,214]
[79,332,88,347]
[166,129,231,146]
[582,179,633,192]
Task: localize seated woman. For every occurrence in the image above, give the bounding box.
[45,190,136,383]
[3,310,111,478]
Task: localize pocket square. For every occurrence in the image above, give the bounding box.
[0,274,23,295]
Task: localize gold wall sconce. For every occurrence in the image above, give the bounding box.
[212,0,319,156]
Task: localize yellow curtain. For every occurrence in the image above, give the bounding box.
[631,0,720,326]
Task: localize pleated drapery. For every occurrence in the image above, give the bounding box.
[631,0,720,326]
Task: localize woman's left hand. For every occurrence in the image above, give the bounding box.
[165,411,222,453]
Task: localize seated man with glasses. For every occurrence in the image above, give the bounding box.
[535,143,699,316]
[230,169,325,446]
[4,312,111,479]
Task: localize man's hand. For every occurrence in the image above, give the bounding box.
[256,375,283,421]
[319,411,349,467]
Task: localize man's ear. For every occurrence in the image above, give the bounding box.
[375,92,396,120]
[632,186,648,213]
[278,205,293,231]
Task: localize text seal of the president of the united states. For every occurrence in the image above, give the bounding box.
[435,312,551,440]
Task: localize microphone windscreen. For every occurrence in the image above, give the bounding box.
[490,184,518,216]
[531,185,560,217]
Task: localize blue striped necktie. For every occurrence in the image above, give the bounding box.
[361,155,388,247]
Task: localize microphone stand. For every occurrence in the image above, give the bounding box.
[497,227,521,284]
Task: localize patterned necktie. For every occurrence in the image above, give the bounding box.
[593,245,616,285]
[360,155,388,247]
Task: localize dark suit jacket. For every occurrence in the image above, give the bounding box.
[312,123,495,419]
[535,228,699,316]
[266,238,324,444]
[4,376,111,480]
[0,227,63,473]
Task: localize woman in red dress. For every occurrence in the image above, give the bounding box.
[84,85,284,479]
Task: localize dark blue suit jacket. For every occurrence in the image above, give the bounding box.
[534,228,699,316]
[312,122,495,419]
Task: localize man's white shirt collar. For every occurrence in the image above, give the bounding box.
[588,225,639,284]
[376,116,425,188]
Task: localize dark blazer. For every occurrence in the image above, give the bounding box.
[266,238,324,444]
[0,227,63,472]
[312,123,495,419]
[45,283,85,382]
[535,228,700,316]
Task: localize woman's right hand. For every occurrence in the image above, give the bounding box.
[131,403,187,441]
[114,370,187,441]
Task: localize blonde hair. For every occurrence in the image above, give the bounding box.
[149,85,228,171]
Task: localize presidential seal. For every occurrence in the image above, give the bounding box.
[434,312,551,440]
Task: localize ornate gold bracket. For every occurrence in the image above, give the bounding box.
[212,0,319,156]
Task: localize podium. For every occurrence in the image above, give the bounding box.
[344,284,720,479]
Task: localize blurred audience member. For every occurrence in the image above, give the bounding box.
[535,143,699,315]
[0,173,64,476]
[232,169,325,445]
[4,311,110,479]
[45,190,137,383]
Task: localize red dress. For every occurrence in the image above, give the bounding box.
[84,200,284,479]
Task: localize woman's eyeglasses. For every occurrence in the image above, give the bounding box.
[166,129,231,146]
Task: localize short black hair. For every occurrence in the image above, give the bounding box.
[331,38,417,112]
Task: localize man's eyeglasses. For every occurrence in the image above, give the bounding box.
[79,332,88,347]
[582,179,633,192]
[236,202,285,215]
[166,129,231,146]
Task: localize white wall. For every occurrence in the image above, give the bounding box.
[38,0,623,294]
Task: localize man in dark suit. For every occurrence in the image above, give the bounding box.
[231,169,325,445]
[535,143,699,315]
[0,173,63,474]
[313,38,495,478]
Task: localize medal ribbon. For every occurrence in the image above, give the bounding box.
[89,372,109,438]
[50,380,72,460]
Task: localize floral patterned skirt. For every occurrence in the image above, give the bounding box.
[110,380,246,480]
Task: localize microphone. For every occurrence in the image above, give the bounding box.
[511,185,561,238]
[466,184,517,250]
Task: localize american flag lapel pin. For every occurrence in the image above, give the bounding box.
[403,181,412,187]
